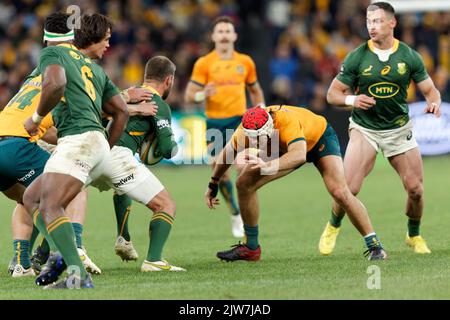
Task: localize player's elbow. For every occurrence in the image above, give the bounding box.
[160,141,178,159]
[292,151,306,169]
[326,88,336,105]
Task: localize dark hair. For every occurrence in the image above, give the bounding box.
[211,15,235,31]
[44,12,71,34]
[367,2,395,15]
[144,56,176,81]
[74,13,113,49]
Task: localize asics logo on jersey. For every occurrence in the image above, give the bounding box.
[368,82,400,98]
[362,65,373,75]
[381,66,391,75]
[113,174,135,188]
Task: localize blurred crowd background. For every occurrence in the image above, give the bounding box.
[0,0,449,114]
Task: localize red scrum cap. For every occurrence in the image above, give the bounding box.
[242,106,274,137]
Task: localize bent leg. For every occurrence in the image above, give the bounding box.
[317,155,376,237]
[332,129,377,217]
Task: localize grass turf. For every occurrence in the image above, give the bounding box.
[0,156,449,299]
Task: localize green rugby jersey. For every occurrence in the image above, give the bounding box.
[337,39,429,130]
[117,85,177,157]
[37,44,119,138]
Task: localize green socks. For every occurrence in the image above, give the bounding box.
[329,210,344,228]
[219,180,240,216]
[71,223,83,248]
[47,217,87,279]
[364,232,383,250]
[113,193,132,241]
[408,218,421,237]
[147,212,174,262]
[28,225,40,254]
[33,211,57,251]
[244,224,259,250]
[13,240,31,268]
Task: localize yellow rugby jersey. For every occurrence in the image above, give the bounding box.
[232,105,327,154]
[190,50,258,119]
[0,73,54,142]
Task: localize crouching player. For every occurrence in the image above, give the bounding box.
[205,105,388,261]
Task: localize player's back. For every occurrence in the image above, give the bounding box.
[268,105,327,152]
[0,70,53,141]
[38,44,118,138]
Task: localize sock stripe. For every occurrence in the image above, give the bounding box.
[32,210,39,225]
[17,242,21,265]
[152,211,174,220]
[47,217,71,233]
[151,215,173,225]
[151,212,174,225]
[47,217,67,231]
[119,206,131,237]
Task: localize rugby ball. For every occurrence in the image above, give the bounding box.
[140,136,163,166]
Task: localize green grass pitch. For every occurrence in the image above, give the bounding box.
[0,156,449,299]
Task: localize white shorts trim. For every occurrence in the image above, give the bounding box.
[91,146,164,204]
[44,131,110,184]
[349,118,418,158]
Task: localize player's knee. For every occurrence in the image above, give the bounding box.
[330,186,351,205]
[407,182,423,201]
[236,174,254,192]
[22,188,38,215]
[148,195,176,216]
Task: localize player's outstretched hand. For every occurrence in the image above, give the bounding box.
[424,102,441,118]
[127,86,154,103]
[354,94,376,110]
[137,100,158,116]
[23,117,40,136]
[205,182,220,209]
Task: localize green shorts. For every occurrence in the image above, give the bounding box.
[0,137,50,191]
[306,124,342,164]
[206,115,242,156]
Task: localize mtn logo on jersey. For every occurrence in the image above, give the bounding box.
[368,82,400,98]
[157,119,170,130]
